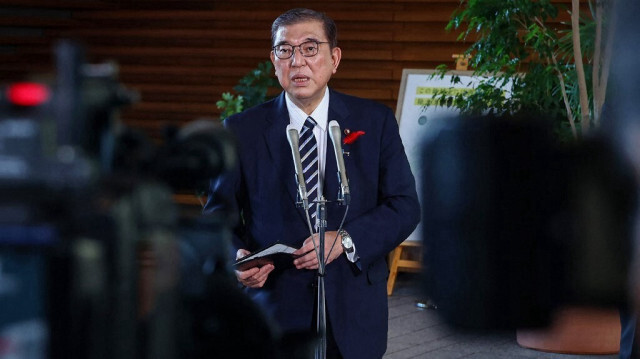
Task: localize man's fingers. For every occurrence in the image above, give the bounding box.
[236,249,251,260]
[238,264,274,288]
[253,264,274,286]
[293,240,315,256]
[237,266,259,279]
[294,250,319,269]
[256,264,274,279]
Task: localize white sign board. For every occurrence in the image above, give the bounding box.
[396,69,510,242]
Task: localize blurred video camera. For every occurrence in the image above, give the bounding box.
[0,41,269,359]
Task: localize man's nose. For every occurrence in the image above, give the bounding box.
[291,48,305,66]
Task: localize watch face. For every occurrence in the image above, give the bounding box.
[342,236,353,248]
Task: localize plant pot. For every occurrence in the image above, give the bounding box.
[516,306,620,354]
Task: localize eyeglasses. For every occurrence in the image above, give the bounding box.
[272,40,329,59]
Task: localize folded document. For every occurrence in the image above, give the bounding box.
[234,243,298,271]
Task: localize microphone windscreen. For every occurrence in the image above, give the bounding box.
[328,120,341,146]
[286,124,299,148]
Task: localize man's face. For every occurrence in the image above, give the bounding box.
[270,20,341,113]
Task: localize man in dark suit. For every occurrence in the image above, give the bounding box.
[204,8,420,359]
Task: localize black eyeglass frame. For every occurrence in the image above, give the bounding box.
[272,40,330,59]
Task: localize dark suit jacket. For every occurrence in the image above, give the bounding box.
[204,89,420,359]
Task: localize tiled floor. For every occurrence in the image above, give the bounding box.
[385,273,619,359]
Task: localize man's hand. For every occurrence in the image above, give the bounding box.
[292,231,344,270]
[235,249,274,288]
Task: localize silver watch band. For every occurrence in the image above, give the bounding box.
[340,230,359,263]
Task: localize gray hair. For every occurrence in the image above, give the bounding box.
[271,8,338,48]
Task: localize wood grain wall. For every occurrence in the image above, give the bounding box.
[1,0,473,139]
[1,0,580,139]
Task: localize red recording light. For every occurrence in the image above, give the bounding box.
[6,82,51,107]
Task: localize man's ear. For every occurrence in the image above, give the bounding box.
[331,47,342,74]
[270,51,276,66]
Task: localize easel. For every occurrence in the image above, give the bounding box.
[387,241,422,296]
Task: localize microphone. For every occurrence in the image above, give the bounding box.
[328,120,350,205]
[286,124,309,209]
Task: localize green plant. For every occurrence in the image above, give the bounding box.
[216,92,244,120]
[431,0,613,140]
[216,60,280,119]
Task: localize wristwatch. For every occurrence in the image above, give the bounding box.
[339,229,359,263]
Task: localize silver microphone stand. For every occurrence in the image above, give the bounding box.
[316,196,327,359]
[315,178,348,359]
[302,174,349,359]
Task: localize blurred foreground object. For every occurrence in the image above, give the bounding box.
[421,115,637,331]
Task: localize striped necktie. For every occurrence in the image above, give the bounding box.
[299,116,319,226]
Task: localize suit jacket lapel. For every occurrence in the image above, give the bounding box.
[264,93,300,208]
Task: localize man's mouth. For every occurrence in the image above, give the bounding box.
[292,75,309,83]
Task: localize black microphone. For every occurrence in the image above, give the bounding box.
[286,124,309,209]
[328,120,350,205]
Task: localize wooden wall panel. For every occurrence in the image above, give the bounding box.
[0,0,471,138]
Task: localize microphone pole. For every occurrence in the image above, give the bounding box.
[317,196,327,359]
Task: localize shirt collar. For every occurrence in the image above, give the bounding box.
[286,87,329,132]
